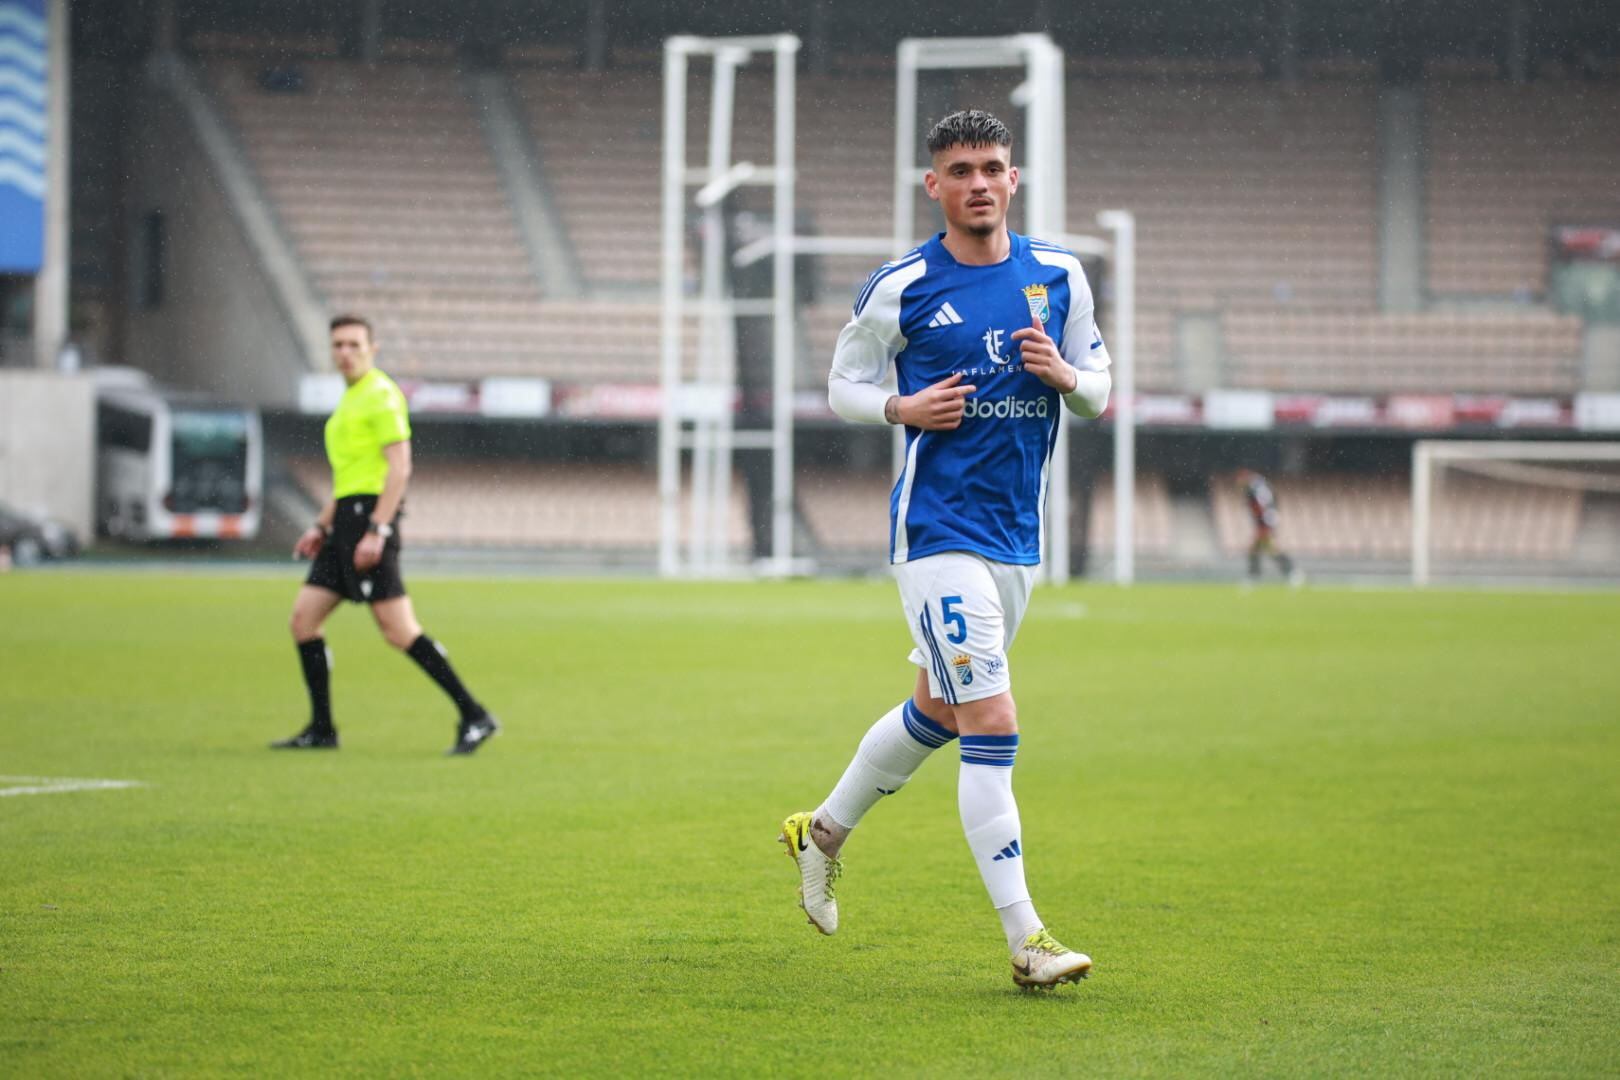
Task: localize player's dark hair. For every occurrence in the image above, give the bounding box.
[329,313,373,340]
[925,110,1013,155]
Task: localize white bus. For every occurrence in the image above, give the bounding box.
[97,382,263,542]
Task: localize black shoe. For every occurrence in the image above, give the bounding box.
[447,713,500,756]
[270,726,339,750]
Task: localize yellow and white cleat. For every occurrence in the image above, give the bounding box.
[1011,929,1092,989]
[779,811,842,935]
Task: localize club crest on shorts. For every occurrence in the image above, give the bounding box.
[952,654,974,687]
[1021,283,1050,325]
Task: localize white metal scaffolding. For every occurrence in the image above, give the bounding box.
[1097,210,1136,585]
[659,34,799,577]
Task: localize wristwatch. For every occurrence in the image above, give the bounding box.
[367,521,394,539]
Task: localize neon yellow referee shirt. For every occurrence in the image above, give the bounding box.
[324,368,412,498]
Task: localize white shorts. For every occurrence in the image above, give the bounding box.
[894,551,1038,706]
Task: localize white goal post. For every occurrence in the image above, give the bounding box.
[1411,439,1620,585]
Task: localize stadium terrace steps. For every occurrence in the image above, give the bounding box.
[1209,471,1583,560]
[1427,82,1620,298]
[1057,77,1382,385]
[511,68,903,298]
[795,469,1178,560]
[206,57,549,380]
[290,459,749,551]
[1085,473,1175,556]
[1221,307,1583,394]
[356,301,701,381]
[210,56,1606,395]
[288,456,1588,563]
[797,471,894,554]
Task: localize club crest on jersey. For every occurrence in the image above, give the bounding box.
[952,654,973,686]
[1021,283,1050,325]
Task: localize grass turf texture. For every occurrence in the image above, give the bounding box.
[1,572,1617,1077]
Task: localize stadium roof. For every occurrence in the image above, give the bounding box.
[73,0,1620,78]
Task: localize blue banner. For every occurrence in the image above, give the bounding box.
[0,0,47,274]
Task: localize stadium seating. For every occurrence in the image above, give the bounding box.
[1221,307,1584,393]
[290,450,1585,565]
[210,53,1604,397]
[510,66,899,300]
[289,458,750,551]
[791,467,1179,560]
[796,469,893,553]
[1209,471,1582,559]
[205,58,557,380]
[509,68,666,292]
[1427,80,1620,298]
[1060,77,1381,390]
[1085,471,1174,556]
[512,67,1407,394]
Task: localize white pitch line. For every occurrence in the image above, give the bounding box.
[0,776,146,798]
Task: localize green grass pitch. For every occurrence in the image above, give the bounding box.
[2,571,1617,1077]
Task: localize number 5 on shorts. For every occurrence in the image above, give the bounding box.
[941,595,967,644]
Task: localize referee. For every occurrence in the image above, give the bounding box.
[273,314,500,755]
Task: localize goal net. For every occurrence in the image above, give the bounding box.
[1411,440,1620,585]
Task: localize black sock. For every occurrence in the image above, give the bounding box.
[297,638,333,734]
[1277,552,1295,575]
[1248,550,1262,578]
[407,634,482,720]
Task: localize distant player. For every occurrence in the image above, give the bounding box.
[272,314,500,755]
[1236,468,1302,585]
[780,110,1111,989]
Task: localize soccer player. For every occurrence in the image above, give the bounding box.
[1236,468,1302,585]
[272,314,500,755]
[780,110,1111,989]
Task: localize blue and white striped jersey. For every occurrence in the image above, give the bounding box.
[831,231,1111,566]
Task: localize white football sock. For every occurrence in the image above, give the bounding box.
[817,700,955,839]
[959,735,1036,948]
[998,899,1044,954]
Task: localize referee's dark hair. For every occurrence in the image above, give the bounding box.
[330,313,374,341]
[926,110,1013,155]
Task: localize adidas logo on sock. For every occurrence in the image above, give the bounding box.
[927,302,964,328]
[992,838,1023,861]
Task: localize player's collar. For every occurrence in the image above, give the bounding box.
[931,229,1022,268]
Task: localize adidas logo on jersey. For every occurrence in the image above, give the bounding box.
[927,302,964,328]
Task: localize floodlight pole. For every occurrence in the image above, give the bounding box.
[767,36,800,577]
[658,40,689,577]
[1097,209,1136,585]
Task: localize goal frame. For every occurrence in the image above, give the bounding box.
[1410,439,1620,585]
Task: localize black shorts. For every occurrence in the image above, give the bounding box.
[305,495,407,604]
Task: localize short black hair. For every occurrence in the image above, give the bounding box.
[925,109,1013,156]
[329,313,373,340]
